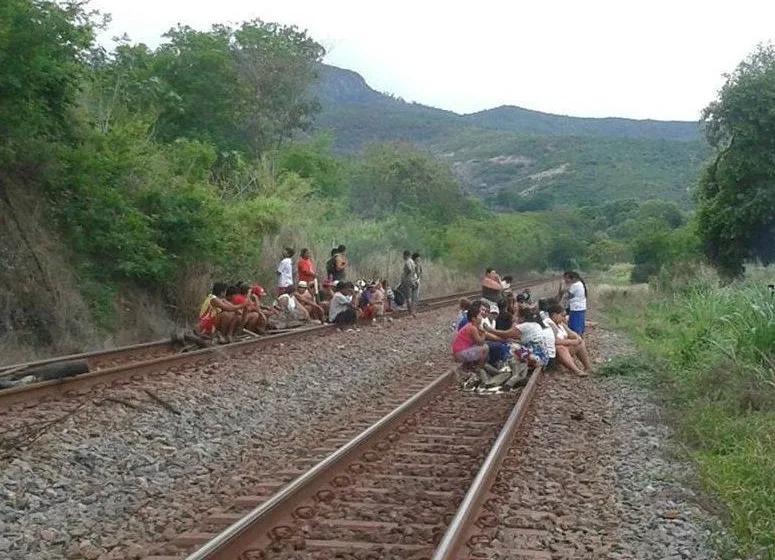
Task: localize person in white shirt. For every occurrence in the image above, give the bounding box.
[559,270,588,336]
[276,247,295,295]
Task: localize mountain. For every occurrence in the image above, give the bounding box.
[463,105,699,141]
[313,64,709,208]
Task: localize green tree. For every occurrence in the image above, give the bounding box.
[0,0,95,158]
[696,43,775,277]
[151,21,324,156]
[351,142,469,223]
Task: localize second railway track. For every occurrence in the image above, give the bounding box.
[0,280,549,410]
[0,289,500,410]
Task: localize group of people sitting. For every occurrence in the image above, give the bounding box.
[452,270,591,393]
[196,245,415,343]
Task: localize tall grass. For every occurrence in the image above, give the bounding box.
[601,267,775,557]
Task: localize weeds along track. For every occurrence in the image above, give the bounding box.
[145,366,543,560]
[4,285,556,410]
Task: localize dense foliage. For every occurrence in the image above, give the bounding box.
[695,43,775,278]
[602,269,775,555]
[0,0,698,333]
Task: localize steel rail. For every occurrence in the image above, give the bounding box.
[431,366,545,560]
[0,290,481,409]
[0,290,480,375]
[0,279,550,409]
[184,369,456,560]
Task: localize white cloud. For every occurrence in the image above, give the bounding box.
[90,0,775,120]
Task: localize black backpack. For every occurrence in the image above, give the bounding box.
[393,285,405,306]
[325,257,336,278]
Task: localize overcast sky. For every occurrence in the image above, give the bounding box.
[89,0,775,121]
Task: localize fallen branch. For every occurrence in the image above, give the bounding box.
[144,389,181,415]
[1,401,88,459]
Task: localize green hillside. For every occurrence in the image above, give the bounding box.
[313,64,709,208]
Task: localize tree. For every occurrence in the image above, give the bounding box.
[350,142,469,223]
[0,0,95,157]
[695,43,775,277]
[151,21,324,156]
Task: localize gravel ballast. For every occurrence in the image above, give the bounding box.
[0,312,457,560]
[1,294,730,560]
[476,326,726,559]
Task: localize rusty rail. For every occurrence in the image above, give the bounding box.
[431,366,544,560]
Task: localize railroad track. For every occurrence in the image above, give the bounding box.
[1,283,554,410]
[142,365,543,560]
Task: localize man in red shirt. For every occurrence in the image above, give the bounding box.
[297,248,318,299]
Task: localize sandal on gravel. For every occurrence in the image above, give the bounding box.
[575,370,589,377]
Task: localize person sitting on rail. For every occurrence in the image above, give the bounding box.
[369,280,387,320]
[232,282,269,335]
[496,295,515,330]
[383,280,395,314]
[483,301,512,368]
[329,281,358,325]
[357,281,381,322]
[268,287,309,330]
[489,306,549,369]
[318,279,335,315]
[276,247,295,296]
[547,303,592,377]
[245,284,270,334]
[481,268,505,304]
[294,281,326,323]
[456,297,472,329]
[198,282,248,343]
[451,301,489,368]
[537,298,559,370]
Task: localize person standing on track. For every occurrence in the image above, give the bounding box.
[399,250,420,316]
[276,247,295,295]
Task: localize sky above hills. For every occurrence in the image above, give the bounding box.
[90,0,775,121]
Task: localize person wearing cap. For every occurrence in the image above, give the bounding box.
[248,284,271,333]
[329,281,358,325]
[276,247,295,295]
[269,285,309,329]
[295,280,325,323]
